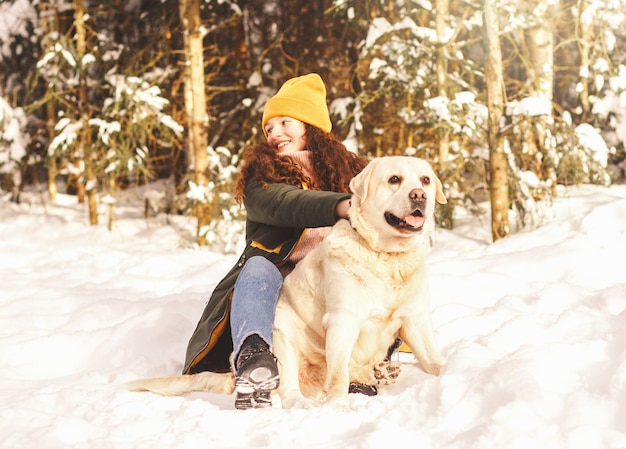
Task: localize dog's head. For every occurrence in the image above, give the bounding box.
[349,156,446,253]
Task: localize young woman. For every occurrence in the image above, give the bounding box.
[182,73,368,409]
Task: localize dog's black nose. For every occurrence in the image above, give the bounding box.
[409,188,427,202]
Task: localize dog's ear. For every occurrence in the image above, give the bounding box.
[434,174,447,204]
[350,158,381,202]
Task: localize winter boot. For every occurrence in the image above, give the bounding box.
[234,334,279,409]
[348,382,378,396]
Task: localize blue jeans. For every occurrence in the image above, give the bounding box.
[230,256,283,363]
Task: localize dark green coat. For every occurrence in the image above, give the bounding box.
[183,179,350,374]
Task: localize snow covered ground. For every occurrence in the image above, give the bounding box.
[1,183,625,449]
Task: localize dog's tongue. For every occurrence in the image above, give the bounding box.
[403,214,425,228]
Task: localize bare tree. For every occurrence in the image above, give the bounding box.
[481,0,510,241]
[178,0,211,244]
[38,0,59,203]
[527,0,558,195]
[576,0,593,122]
[74,0,98,224]
[435,0,450,169]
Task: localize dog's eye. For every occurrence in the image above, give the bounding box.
[421,176,431,185]
[388,175,402,184]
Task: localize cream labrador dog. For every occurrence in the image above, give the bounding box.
[127,156,446,408]
[273,156,446,408]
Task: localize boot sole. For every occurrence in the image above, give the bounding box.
[234,389,273,409]
[234,373,280,410]
[234,352,280,409]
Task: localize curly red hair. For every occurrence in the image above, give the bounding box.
[234,125,368,204]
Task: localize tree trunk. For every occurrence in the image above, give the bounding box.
[527,0,557,196]
[576,0,592,122]
[39,0,58,203]
[107,175,115,231]
[177,1,194,169]
[435,0,450,169]
[75,0,97,224]
[481,0,510,242]
[179,0,211,245]
[46,100,58,203]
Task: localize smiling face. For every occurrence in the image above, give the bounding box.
[349,156,447,252]
[265,116,307,154]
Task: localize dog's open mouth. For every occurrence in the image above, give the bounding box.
[384,209,426,232]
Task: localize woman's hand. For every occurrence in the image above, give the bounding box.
[335,198,351,220]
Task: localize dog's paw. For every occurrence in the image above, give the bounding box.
[325,395,351,411]
[422,361,443,376]
[373,361,401,386]
[279,393,317,409]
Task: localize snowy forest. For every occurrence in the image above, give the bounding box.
[1,0,625,249]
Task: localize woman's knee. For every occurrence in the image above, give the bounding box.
[241,256,281,283]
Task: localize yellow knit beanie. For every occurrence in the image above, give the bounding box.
[261,73,332,137]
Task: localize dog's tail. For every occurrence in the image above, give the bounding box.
[126,371,235,396]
